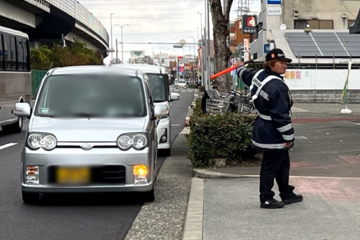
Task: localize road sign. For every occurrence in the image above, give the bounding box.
[264,43,270,53]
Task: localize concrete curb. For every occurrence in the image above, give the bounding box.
[182,178,204,240]
[192,168,259,179]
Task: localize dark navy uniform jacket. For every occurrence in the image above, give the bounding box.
[237,67,294,152]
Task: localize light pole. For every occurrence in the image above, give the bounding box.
[110,13,114,63]
[115,24,130,64]
[197,12,202,40]
[187,36,196,84]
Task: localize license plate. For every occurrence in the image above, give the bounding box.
[57,167,90,185]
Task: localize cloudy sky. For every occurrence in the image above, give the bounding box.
[78,0,260,63]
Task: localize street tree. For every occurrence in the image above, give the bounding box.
[210,0,234,92]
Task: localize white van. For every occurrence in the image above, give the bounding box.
[113,64,180,156]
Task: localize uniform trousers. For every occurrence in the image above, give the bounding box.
[259,150,295,203]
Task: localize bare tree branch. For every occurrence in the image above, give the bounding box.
[225,0,234,20]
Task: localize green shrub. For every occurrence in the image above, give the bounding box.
[198,86,205,92]
[191,97,204,118]
[187,111,256,167]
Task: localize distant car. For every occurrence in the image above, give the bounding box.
[175,79,187,89]
[15,65,160,203]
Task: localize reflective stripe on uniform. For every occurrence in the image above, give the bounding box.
[259,90,269,101]
[252,140,286,150]
[249,70,264,93]
[258,113,272,120]
[282,134,295,141]
[277,123,293,133]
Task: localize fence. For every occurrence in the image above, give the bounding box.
[31,70,47,98]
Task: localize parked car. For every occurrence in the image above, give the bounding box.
[175,79,187,89]
[14,65,161,203]
[115,64,180,156]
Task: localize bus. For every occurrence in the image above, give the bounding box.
[0,26,31,134]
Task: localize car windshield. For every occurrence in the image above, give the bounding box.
[178,80,186,83]
[146,74,167,102]
[35,74,146,118]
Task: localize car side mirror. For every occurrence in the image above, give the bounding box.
[154,105,169,118]
[14,102,31,117]
[170,92,180,101]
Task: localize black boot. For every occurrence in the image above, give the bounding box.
[282,193,303,205]
[260,198,285,209]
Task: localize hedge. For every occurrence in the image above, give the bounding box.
[187,98,257,167]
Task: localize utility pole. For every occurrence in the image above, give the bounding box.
[115,38,118,64]
[110,13,114,64]
[206,0,211,89]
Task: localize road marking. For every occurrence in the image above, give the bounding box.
[0,143,18,150]
[295,136,308,139]
[171,123,181,127]
[291,107,308,112]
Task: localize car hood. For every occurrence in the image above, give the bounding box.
[29,116,149,142]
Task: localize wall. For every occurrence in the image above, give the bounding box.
[0,0,35,27]
[285,69,360,103]
[283,0,360,29]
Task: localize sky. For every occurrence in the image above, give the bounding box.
[77,0,260,64]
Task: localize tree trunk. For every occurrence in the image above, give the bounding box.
[210,0,233,93]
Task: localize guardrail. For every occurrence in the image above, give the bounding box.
[46,0,109,45]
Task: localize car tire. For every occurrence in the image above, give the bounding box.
[2,116,23,134]
[144,187,155,202]
[163,148,171,157]
[22,191,40,204]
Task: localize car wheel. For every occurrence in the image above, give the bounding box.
[144,187,155,202]
[163,148,171,157]
[22,191,40,204]
[2,117,23,134]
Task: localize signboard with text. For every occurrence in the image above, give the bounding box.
[267,0,281,4]
[242,15,257,34]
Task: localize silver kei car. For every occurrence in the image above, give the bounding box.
[14,65,160,203]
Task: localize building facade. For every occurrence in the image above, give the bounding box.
[251,0,360,61]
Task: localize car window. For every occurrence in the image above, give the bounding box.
[146,74,167,102]
[178,80,186,83]
[35,74,146,118]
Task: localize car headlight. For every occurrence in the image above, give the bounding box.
[117,133,148,151]
[27,133,57,151]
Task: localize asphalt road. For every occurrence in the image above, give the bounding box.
[0,88,194,240]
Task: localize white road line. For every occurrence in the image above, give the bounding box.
[0,143,18,150]
[291,107,308,113]
[295,136,308,140]
[171,124,181,127]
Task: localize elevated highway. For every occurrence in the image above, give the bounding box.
[0,0,109,55]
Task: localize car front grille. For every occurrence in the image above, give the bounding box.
[48,165,126,184]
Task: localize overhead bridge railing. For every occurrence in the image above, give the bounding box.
[46,0,109,45]
[24,0,50,11]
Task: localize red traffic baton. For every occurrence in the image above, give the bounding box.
[210,59,254,80]
[210,65,237,80]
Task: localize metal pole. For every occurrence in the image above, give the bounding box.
[206,0,211,89]
[110,13,114,63]
[121,27,124,64]
[203,27,208,90]
[116,38,118,64]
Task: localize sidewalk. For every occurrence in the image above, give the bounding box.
[183,102,360,240]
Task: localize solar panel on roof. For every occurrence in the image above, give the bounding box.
[285,32,360,58]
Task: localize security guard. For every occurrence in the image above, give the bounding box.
[236,48,303,209]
